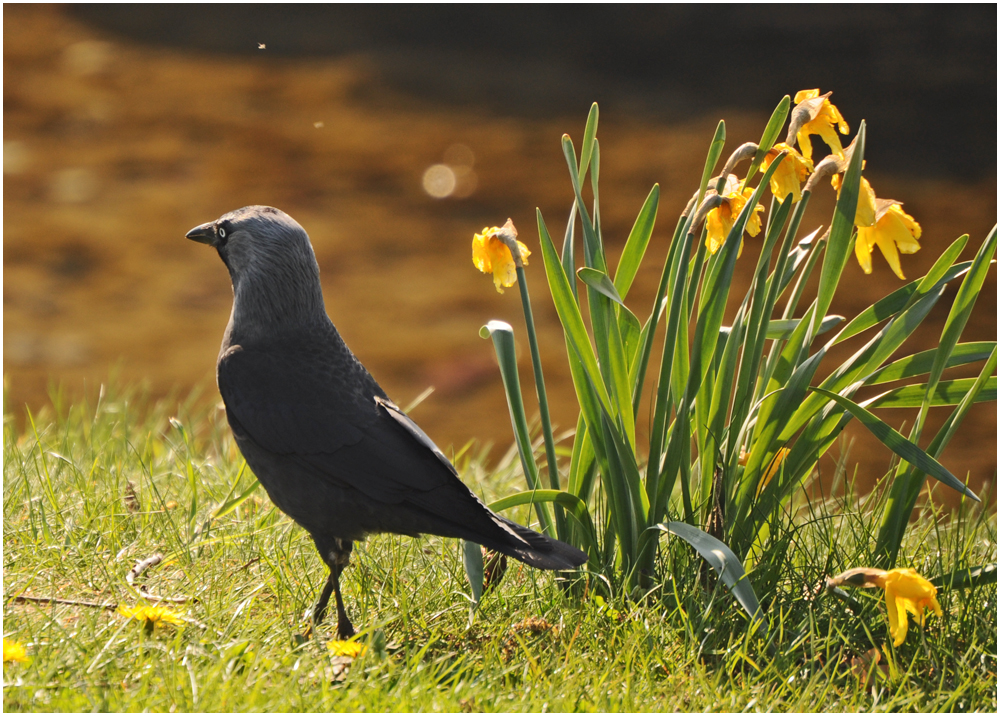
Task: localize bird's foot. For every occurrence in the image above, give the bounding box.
[336,614,355,640]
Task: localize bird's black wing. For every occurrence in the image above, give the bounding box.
[217,340,457,504]
[219,338,585,568]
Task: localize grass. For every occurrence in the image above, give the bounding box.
[3,382,996,711]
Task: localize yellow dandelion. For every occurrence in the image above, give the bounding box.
[760,143,812,204]
[118,604,185,632]
[789,89,850,163]
[705,175,764,255]
[472,219,530,294]
[3,638,29,664]
[855,199,921,279]
[328,640,367,658]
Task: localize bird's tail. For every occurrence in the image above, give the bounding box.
[485,515,588,571]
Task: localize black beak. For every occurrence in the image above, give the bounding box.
[185,222,218,246]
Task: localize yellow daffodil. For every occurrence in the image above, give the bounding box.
[826,566,942,647]
[328,640,367,658]
[472,220,530,294]
[755,447,791,498]
[831,173,877,228]
[876,568,942,646]
[3,638,29,664]
[790,89,850,163]
[760,143,812,204]
[856,200,921,279]
[705,175,764,255]
[118,604,185,633]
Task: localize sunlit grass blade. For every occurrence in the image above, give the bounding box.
[765,315,843,340]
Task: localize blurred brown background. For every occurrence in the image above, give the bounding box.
[4,5,996,503]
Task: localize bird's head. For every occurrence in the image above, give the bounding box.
[186,206,327,335]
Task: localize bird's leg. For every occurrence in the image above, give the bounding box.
[312,573,335,626]
[313,538,355,638]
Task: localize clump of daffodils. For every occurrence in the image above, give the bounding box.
[471,89,920,281]
[827,566,942,646]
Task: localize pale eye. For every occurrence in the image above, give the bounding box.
[219,227,227,239]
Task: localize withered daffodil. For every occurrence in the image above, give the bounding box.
[826,566,942,647]
[761,143,812,204]
[472,219,530,294]
[788,89,850,163]
[705,175,764,255]
[855,199,922,279]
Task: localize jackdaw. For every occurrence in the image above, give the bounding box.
[186,206,587,638]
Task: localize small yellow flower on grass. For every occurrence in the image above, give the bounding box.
[705,175,764,255]
[472,218,531,294]
[3,638,29,664]
[760,143,812,204]
[118,604,185,634]
[856,200,922,280]
[328,640,367,658]
[789,89,850,163]
[826,566,942,647]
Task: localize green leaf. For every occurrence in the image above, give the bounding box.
[211,473,259,520]
[864,377,997,408]
[865,342,996,385]
[480,320,553,535]
[659,522,765,631]
[537,210,613,416]
[462,540,484,609]
[765,315,843,340]
[931,563,997,590]
[745,95,791,183]
[808,386,979,501]
[835,261,974,344]
[816,121,864,321]
[577,267,625,306]
[697,120,726,204]
[614,184,660,301]
[578,103,599,185]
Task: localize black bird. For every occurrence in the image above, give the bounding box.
[186,206,587,638]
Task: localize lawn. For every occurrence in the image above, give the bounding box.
[3,384,995,711]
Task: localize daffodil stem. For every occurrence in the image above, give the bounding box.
[516,265,566,539]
